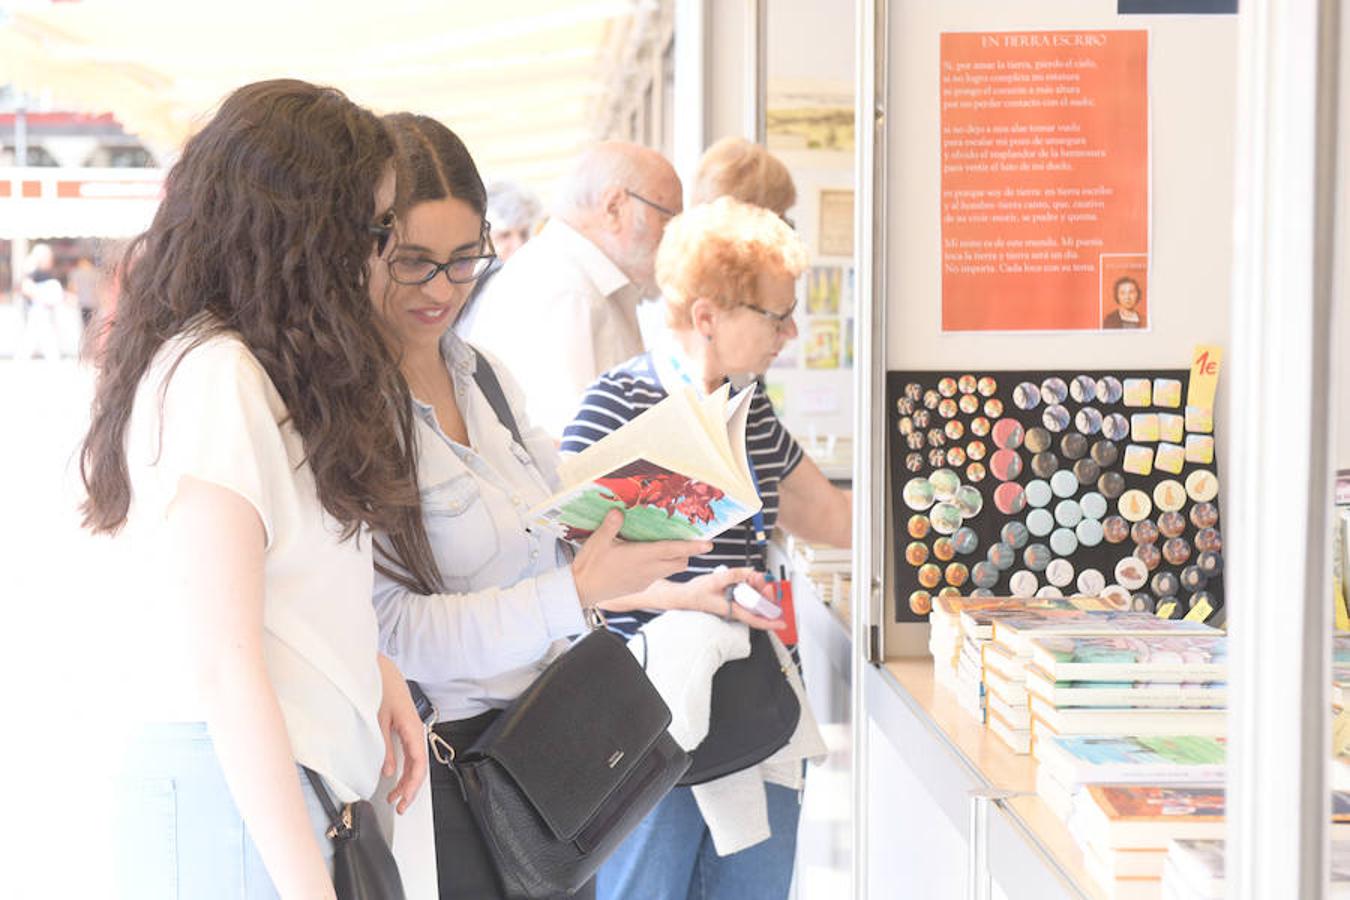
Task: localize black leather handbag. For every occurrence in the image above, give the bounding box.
[428,627,690,899]
[301,767,406,900]
[676,628,801,786]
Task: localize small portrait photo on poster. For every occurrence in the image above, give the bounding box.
[1099,254,1150,331]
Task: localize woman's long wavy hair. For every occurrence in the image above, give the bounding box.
[80,80,437,585]
[374,112,488,595]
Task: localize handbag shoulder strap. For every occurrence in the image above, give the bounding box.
[471,347,525,449]
[301,766,343,831]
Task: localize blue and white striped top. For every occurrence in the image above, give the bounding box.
[560,352,804,638]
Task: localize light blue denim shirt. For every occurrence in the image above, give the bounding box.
[372,332,585,722]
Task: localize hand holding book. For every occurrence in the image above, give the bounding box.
[570,508,713,607]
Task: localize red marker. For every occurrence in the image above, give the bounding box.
[775,565,798,647]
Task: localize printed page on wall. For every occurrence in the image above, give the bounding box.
[940,30,1150,333]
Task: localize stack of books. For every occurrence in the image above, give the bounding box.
[1070,785,1227,899]
[1034,734,1225,824]
[1023,634,1228,752]
[787,537,850,608]
[1161,838,1350,899]
[951,600,1111,726]
[927,596,1057,692]
[984,613,1220,755]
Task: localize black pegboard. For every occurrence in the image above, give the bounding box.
[886,370,1223,624]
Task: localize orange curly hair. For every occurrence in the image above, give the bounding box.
[656,196,809,329]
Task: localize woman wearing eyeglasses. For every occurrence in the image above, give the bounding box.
[562,197,853,900]
[367,116,785,899]
[84,81,427,899]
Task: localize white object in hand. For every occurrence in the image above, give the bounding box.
[730,581,782,619]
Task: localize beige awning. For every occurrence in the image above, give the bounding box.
[0,0,635,192]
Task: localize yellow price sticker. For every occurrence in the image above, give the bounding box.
[1188,345,1223,410]
[1156,601,1178,619]
[1185,598,1215,622]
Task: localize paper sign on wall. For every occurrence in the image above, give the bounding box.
[939,30,1151,332]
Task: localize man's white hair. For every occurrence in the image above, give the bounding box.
[551,142,654,219]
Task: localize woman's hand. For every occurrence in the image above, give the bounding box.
[670,567,787,631]
[572,509,712,607]
[376,655,428,815]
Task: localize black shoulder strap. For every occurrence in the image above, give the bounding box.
[471,348,525,449]
[301,766,343,831]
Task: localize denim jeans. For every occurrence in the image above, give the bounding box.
[116,722,334,899]
[596,783,801,900]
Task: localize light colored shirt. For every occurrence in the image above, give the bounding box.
[117,328,385,801]
[372,332,587,722]
[460,219,644,437]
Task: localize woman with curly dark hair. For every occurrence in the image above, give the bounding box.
[82,80,431,898]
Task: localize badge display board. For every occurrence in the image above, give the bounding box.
[886,370,1223,624]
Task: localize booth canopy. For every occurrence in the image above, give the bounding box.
[0,0,635,190]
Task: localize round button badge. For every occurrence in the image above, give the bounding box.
[929,468,960,500]
[1050,469,1079,498]
[1096,376,1124,404]
[1031,451,1060,479]
[1186,470,1220,503]
[1023,543,1052,572]
[1024,427,1052,454]
[1118,489,1153,522]
[1009,570,1039,598]
[1115,556,1149,590]
[1075,518,1105,547]
[1080,492,1108,520]
[1025,479,1053,508]
[1077,568,1107,595]
[930,502,963,535]
[903,477,936,510]
[1013,382,1041,411]
[992,418,1026,450]
[1102,515,1130,543]
[990,448,1023,481]
[1027,508,1055,537]
[1153,480,1187,513]
[1054,499,1084,528]
[1050,527,1079,557]
[994,481,1027,516]
[1090,439,1120,468]
[1070,375,1097,404]
[1000,520,1031,550]
[1046,558,1075,588]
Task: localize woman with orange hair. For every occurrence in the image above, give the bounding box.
[563,197,852,900]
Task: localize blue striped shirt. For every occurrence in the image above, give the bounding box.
[561,352,804,638]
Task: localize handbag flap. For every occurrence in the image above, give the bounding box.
[465,629,673,841]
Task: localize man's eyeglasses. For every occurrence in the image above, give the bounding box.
[387,226,498,286]
[625,188,678,219]
[737,300,797,332]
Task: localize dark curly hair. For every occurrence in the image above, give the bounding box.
[373,112,490,595]
[79,80,435,583]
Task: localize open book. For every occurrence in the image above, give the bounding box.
[530,383,762,542]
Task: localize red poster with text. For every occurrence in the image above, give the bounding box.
[941,31,1149,331]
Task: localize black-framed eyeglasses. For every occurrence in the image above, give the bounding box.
[368,211,396,256]
[737,300,797,332]
[625,188,678,219]
[386,225,498,286]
